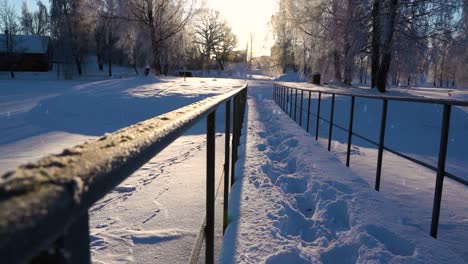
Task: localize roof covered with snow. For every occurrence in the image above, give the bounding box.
[0,34,50,54]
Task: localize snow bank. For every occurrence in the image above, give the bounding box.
[220,83,464,263]
[274,72,308,82]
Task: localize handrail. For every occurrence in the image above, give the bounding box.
[275,82,468,107]
[273,83,467,239]
[0,84,248,264]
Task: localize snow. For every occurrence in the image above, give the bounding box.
[0,75,243,174]
[275,82,468,261]
[0,73,245,263]
[274,72,308,82]
[2,72,468,263]
[89,134,227,263]
[220,82,465,263]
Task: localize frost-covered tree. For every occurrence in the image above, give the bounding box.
[270,0,465,92]
[126,0,198,74]
[50,0,94,76]
[0,0,20,78]
[193,9,238,70]
[21,1,33,35]
[94,0,120,76]
[20,1,50,35]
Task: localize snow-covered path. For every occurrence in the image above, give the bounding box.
[273,82,468,260]
[90,134,227,263]
[220,82,465,263]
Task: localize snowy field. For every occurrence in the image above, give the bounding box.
[0,76,243,174]
[0,75,243,263]
[221,82,466,263]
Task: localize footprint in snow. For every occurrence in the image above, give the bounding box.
[265,250,310,264]
[257,143,267,152]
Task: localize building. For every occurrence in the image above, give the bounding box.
[0,34,52,72]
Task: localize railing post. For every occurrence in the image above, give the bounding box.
[32,213,91,263]
[286,87,290,115]
[294,89,298,121]
[223,100,231,233]
[430,104,451,238]
[328,94,335,151]
[282,86,285,110]
[64,213,91,264]
[307,91,311,133]
[346,96,355,167]
[375,99,388,191]
[299,90,304,127]
[272,85,275,101]
[231,97,238,186]
[315,92,322,140]
[290,87,294,117]
[284,87,287,114]
[206,111,216,264]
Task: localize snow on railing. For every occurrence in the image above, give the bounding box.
[0,84,248,264]
[273,83,468,239]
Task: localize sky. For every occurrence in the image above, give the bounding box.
[206,0,278,56]
[14,0,278,57]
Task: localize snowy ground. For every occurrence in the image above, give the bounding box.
[0,75,243,263]
[2,74,468,263]
[262,81,468,261]
[0,76,243,174]
[220,81,466,263]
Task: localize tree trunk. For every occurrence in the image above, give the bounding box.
[333,50,342,82]
[375,0,399,93]
[343,41,353,85]
[217,60,225,71]
[75,57,82,75]
[343,55,353,85]
[108,29,113,77]
[133,50,139,75]
[371,0,381,89]
[97,52,104,71]
[147,7,162,75]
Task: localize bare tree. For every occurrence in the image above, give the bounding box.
[21,1,33,35]
[0,0,20,78]
[126,0,198,74]
[213,23,237,70]
[50,0,93,76]
[94,0,120,77]
[21,1,50,35]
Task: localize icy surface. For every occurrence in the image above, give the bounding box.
[220,82,465,263]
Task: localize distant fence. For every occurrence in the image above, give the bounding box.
[273,83,468,239]
[0,84,248,264]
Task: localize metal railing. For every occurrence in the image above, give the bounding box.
[273,83,468,239]
[0,84,248,264]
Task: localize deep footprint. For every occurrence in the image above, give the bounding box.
[265,250,310,264]
[257,143,267,151]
